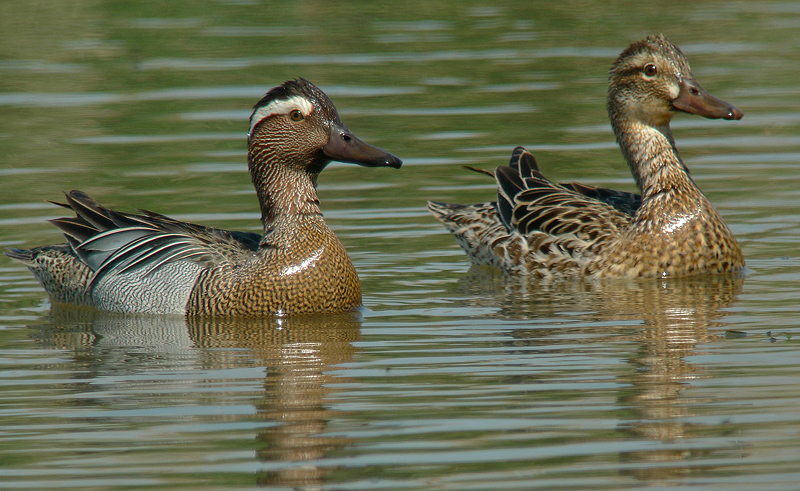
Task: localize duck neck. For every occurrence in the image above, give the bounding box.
[248,149,324,236]
[612,117,695,199]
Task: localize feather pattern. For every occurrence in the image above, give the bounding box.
[428,35,745,278]
[6,79,402,314]
[49,191,260,280]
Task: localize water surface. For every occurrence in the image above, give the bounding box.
[2,1,800,490]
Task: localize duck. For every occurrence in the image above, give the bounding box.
[428,34,744,278]
[6,79,402,315]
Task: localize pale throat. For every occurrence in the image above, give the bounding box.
[614,118,684,197]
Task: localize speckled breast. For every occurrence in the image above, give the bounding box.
[186,230,362,316]
[591,199,745,278]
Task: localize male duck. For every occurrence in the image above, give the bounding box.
[428,35,744,278]
[7,79,402,315]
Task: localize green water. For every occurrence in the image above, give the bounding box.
[2,1,800,490]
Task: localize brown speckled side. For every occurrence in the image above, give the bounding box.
[6,79,401,315]
[6,245,94,305]
[428,35,745,278]
[187,217,362,315]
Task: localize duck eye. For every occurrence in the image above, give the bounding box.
[289,109,304,121]
[643,64,658,77]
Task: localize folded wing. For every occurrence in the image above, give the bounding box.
[49,191,262,313]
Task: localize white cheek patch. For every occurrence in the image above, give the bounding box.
[248,95,314,136]
[667,82,680,100]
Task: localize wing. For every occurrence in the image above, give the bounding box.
[559,182,642,216]
[429,147,638,276]
[50,190,261,286]
[496,147,633,244]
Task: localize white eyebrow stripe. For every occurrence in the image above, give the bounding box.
[248,95,314,135]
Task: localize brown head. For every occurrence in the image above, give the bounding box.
[248,78,402,176]
[247,79,402,224]
[607,34,743,128]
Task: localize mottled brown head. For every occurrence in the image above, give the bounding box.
[247,79,402,176]
[607,34,742,128]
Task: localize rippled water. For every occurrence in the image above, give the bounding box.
[2,1,800,490]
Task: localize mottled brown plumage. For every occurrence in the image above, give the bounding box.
[186,215,362,315]
[7,79,402,315]
[429,35,744,278]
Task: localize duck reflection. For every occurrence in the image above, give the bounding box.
[457,266,745,482]
[32,307,361,489]
[189,314,359,487]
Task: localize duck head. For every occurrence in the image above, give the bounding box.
[247,78,402,176]
[607,34,743,128]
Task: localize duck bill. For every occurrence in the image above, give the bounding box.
[323,122,402,169]
[672,78,743,120]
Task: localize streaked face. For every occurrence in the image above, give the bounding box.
[246,80,402,173]
[248,94,317,138]
[608,39,692,127]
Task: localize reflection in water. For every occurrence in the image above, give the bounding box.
[32,308,361,490]
[1,0,797,487]
[457,268,744,482]
[189,314,360,488]
[613,277,745,482]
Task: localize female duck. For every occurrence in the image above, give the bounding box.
[428,35,744,278]
[7,79,402,315]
